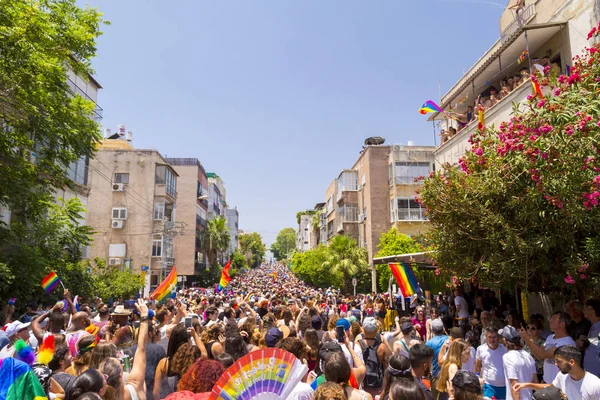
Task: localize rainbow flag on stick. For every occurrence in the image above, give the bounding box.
[418,100,444,115]
[217,260,232,292]
[42,271,63,294]
[150,267,177,303]
[388,263,422,298]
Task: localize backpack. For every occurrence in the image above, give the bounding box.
[358,334,384,389]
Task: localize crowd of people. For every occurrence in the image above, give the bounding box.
[1,263,600,400]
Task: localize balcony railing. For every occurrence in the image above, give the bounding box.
[66,77,103,121]
[397,208,428,222]
[196,215,207,227]
[500,3,536,44]
[164,257,176,266]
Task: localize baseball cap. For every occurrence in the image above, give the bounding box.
[451,370,481,394]
[336,318,351,331]
[311,315,323,330]
[431,319,444,333]
[4,321,31,338]
[265,328,284,348]
[400,321,413,334]
[498,326,521,343]
[319,340,343,362]
[532,386,566,400]
[363,317,378,333]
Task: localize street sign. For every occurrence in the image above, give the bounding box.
[352,278,357,287]
[141,265,149,272]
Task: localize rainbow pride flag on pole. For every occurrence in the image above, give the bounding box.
[0,358,48,399]
[217,259,232,292]
[389,263,422,298]
[150,267,177,303]
[41,271,61,294]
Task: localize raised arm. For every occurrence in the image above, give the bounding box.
[127,299,148,397]
[189,327,208,359]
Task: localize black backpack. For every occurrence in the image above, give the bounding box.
[358,334,384,389]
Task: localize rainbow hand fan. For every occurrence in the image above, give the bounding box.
[210,348,308,400]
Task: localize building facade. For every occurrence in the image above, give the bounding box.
[432,0,599,168]
[86,137,178,296]
[296,214,312,252]
[165,158,209,281]
[207,173,226,220]
[225,208,239,258]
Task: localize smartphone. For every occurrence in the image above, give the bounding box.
[185,316,192,329]
[336,326,345,342]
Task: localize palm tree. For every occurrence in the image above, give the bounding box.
[322,235,369,294]
[202,216,231,267]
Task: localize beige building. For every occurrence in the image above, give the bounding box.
[432,0,599,168]
[165,158,209,281]
[87,137,179,296]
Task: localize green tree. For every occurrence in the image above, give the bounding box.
[202,217,230,267]
[418,25,600,296]
[91,258,144,301]
[374,228,422,291]
[290,245,341,288]
[239,232,266,268]
[322,235,369,294]
[270,227,296,261]
[230,249,248,277]
[0,0,105,302]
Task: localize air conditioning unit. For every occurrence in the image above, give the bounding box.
[112,183,125,192]
[359,213,366,223]
[109,258,122,266]
[112,220,124,229]
[393,144,403,151]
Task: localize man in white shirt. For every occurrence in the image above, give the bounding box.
[475,327,507,399]
[515,345,600,400]
[453,289,470,320]
[519,311,576,383]
[499,326,537,400]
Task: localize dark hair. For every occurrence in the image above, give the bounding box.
[554,345,582,364]
[224,332,249,362]
[381,354,413,400]
[390,378,426,400]
[215,352,234,369]
[69,369,105,400]
[323,352,351,384]
[450,327,465,339]
[553,311,571,327]
[48,345,70,371]
[410,344,434,368]
[75,394,103,400]
[276,337,307,359]
[166,325,190,376]
[586,298,600,318]
[206,307,218,317]
[49,312,65,332]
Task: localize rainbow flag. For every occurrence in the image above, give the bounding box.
[389,263,422,298]
[41,271,60,294]
[217,259,232,292]
[150,267,177,303]
[269,272,277,282]
[0,358,48,400]
[419,100,444,115]
[531,77,545,99]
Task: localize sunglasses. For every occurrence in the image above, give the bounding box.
[527,326,537,330]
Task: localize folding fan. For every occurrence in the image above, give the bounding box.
[210,348,308,400]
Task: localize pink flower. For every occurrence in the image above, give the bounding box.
[537,100,546,108]
[568,73,581,85]
[541,152,548,159]
[474,147,483,156]
[558,75,568,84]
[554,88,561,96]
[582,264,589,270]
[435,268,440,276]
[565,276,576,284]
[539,124,553,134]
[588,27,597,40]
[597,121,600,128]
[580,274,587,279]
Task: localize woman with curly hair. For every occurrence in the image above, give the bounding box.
[239,317,260,352]
[156,343,201,398]
[153,324,190,400]
[314,382,348,400]
[201,323,224,360]
[177,358,225,395]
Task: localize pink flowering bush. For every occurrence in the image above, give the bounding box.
[418,24,600,293]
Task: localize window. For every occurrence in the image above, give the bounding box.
[396,198,427,221]
[393,162,431,184]
[152,234,163,257]
[327,221,334,238]
[153,202,165,220]
[111,207,128,219]
[155,166,166,184]
[165,202,176,222]
[66,156,89,186]
[108,243,127,257]
[156,166,177,198]
[114,173,129,184]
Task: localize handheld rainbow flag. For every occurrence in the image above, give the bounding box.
[388,263,422,298]
[217,259,232,292]
[0,358,49,400]
[531,77,545,99]
[269,272,277,282]
[518,49,529,64]
[150,267,177,303]
[418,100,444,115]
[41,271,62,294]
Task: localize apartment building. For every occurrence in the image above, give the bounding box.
[296,214,312,252]
[165,158,209,282]
[313,202,326,248]
[86,136,178,296]
[325,181,337,243]
[388,144,436,236]
[432,0,599,168]
[225,208,239,258]
[207,173,226,220]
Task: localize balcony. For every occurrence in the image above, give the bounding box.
[500,3,536,45]
[164,257,176,266]
[196,215,207,227]
[338,205,359,223]
[396,208,428,222]
[66,77,103,121]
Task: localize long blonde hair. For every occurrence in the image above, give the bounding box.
[436,339,469,393]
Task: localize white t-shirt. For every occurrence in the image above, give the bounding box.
[454,296,469,319]
[552,372,600,400]
[503,349,536,400]
[288,381,314,400]
[543,335,576,383]
[476,343,507,387]
[463,347,477,373]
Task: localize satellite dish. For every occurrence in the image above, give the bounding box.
[364,136,385,146]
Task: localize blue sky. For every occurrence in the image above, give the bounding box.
[87,0,504,245]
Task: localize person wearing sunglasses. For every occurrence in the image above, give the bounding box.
[523,318,545,382]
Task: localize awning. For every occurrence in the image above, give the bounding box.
[427,22,566,121]
[373,251,436,270]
